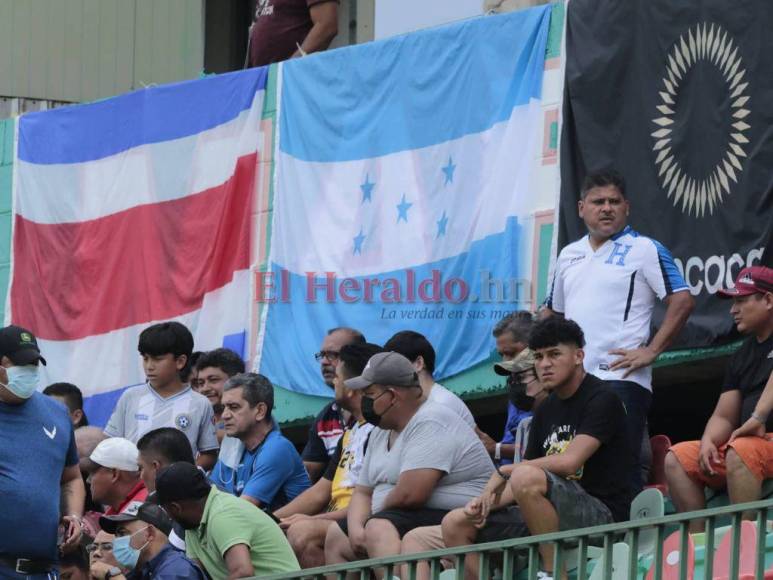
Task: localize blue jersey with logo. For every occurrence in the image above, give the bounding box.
[0,392,78,560]
[210,428,310,510]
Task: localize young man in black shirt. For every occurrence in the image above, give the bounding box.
[445,317,633,579]
[666,266,773,531]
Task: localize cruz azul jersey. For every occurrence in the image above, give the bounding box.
[546,226,689,391]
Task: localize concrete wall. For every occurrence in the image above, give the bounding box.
[0,0,204,102]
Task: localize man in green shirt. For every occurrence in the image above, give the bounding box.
[156,462,300,579]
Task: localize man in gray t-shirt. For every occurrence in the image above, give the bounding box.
[323,352,493,567]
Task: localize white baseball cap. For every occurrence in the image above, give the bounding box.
[90,437,140,471]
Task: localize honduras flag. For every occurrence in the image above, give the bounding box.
[10,68,268,425]
[258,7,551,396]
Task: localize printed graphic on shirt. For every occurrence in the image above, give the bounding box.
[542,424,583,480]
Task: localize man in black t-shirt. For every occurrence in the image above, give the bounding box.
[666,266,773,531]
[302,327,366,482]
[444,317,633,578]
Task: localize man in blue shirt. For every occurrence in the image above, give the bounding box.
[0,325,85,578]
[209,373,310,510]
[99,503,205,580]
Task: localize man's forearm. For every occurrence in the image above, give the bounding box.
[61,476,86,517]
[197,450,217,471]
[295,21,337,56]
[702,415,736,447]
[274,481,331,519]
[648,291,694,355]
[752,372,773,420]
[347,490,372,529]
[521,454,577,479]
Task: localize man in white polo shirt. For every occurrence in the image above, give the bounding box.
[544,169,694,491]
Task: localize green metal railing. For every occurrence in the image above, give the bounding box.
[256,499,773,580]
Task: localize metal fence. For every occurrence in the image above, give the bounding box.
[256,499,773,580]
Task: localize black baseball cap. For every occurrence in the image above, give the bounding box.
[99,502,174,536]
[0,325,46,366]
[155,462,211,505]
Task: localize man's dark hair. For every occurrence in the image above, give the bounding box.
[529,317,586,350]
[43,382,88,427]
[327,327,366,344]
[339,343,384,379]
[581,169,626,199]
[384,330,436,375]
[196,348,245,377]
[181,351,204,382]
[224,373,274,417]
[59,544,89,574]
[138,322,194,359]
[137,427,195,465]
[492,311,534,343]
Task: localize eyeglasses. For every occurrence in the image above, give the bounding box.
[86,542,113,553]
[314,350,340,362]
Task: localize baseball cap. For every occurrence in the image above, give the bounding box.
[99,502,174,536]
[717,266,773,298]
[344,351,419,390]
[493,349,536,376]
[90,438,139,471]
[0,325,46,366]
[155,462,211,505]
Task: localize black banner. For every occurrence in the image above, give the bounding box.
[560,0,773,347]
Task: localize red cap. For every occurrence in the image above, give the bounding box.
[717,266,773,298]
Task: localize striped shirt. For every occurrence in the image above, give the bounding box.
[105,384,218,454]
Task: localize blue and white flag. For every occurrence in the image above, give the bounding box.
[258,7,551,396]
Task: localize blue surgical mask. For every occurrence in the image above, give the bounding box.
[2,365,40,399]
[113,527,149,570]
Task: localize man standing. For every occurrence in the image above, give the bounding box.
[324,352,493,570]
[157,462,300,578]
[89,438,148,515]
[0,325,85,578]
[544,169,694,490]
[303,327,366,482]
[209,373,310,509]
[247,0,338,68]
[665,266,773,530]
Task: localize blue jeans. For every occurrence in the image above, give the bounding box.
[606,380,652,494]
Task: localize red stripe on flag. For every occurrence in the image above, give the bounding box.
[11,152,256,341]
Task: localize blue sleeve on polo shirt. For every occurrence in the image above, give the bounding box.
[241,430,310,508]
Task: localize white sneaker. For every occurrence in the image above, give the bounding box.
[536,572,554,580]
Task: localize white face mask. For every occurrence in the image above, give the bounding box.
[1,365,40,399]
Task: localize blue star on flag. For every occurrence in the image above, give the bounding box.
[442,156,456,185]
[436,211,449,238]
[396,194,413,223]
[353,228,366,255]
[360,174,375,203]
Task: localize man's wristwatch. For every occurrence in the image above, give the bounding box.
[496,466,510,481]
[105,567,123,579]
[494,442,502,461]
[751,411,768,424]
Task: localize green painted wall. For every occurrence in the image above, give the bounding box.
[0,119,12,324]
[0,0,204,102]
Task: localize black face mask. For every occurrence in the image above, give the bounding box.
[361,390,394,427]
[507,375,536,412]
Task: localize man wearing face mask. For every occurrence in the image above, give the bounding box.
[98,502,206,580]
[324,352,493,569]
[0,325,86,579]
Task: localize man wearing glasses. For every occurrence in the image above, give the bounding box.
[303,327,366,482]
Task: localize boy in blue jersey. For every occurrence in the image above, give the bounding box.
[544,170,694,491]
[0,325,85,578]
[210,373,310,510]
